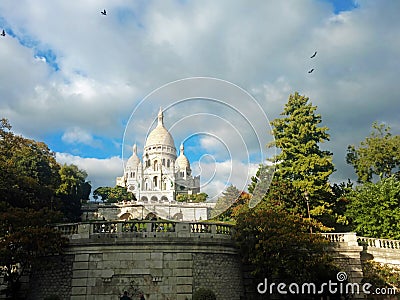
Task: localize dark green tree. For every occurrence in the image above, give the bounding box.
[347,122,400,183]
[268,92,335,222]
[56,164,91,221]
[0,118,61,209]
[0,119,87,297]
[345,176,400,239]
[233,201,341,299]
[93,186,134,203]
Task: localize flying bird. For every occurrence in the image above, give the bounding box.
[310,51,317,58]
[101,9,107,15]
[308,68,314,74]
[1,30,5,37]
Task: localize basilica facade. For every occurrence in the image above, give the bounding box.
[116,108,200,202]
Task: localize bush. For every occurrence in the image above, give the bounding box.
[193,288,216,300]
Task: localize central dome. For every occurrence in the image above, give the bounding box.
[145,108,175,148]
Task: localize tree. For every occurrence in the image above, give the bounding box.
[176,193,208,203]
[0,118,61,209]
[56,164,91,221]
[212,185,250,221]
[0,119,88,297]
[268,92,335,221]
[0,205,67,298]
[347,122,400,183]
[345,176,400,239]
[93,186,134,203]
[233,202,341,299]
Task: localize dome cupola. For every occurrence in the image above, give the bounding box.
[176,143,190,171]
[144,108,175,150]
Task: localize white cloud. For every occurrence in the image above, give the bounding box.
[56,152,123,191]
[0,0,399,188]
[61,127,100,147]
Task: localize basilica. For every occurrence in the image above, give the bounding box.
[116,108,200,202]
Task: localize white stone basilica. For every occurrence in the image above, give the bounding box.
[116,108,200,202]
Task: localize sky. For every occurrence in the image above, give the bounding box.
[0,0,399,200]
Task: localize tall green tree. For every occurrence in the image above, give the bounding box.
[57,164,91,221]
[268,92,335,219]
[347,122,400,183]
[345,176,400,239]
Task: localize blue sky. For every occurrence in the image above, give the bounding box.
[1,0,399,198]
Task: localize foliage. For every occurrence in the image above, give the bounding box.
[347,122,400,183]
[176,192,208,203]
[362,260,400,291]
[233,201,340,296]
[211,185,243,220]
[192,288,216,300]
[268,92,335,196]
[345,176,400,239]
[93,186,134,203]
[267,92,335,227]
[57,164,91,221]
[0,119,89,297]
[0,118,61,209]
[0,206,67,298]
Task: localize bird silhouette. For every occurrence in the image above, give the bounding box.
[101,9,107,15]
[308,68,314,74]
[1,30,5,37]
[310,51,317,58]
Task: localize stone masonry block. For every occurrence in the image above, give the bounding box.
[89,253,103,262]
[176,260,192,269]
[163,252,176,261]
[71,286,87,295]
[149,260,163,269]
[151,252,163,260]
[72,270,88,279]
[133,252,151,261]
[72,278,88,287]
[73,261,89,270]
[176,284,192,294]
[74,254,89,262]
[177,253,192,261]
[177,276,192,285]
[174,268,193,277]
[103,252,132,261]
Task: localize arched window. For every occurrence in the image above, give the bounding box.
[167,159,170,168]
[154,160,158,171]
[162,158,165,166]
[153,176,158,187]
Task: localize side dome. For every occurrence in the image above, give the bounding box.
[126,144,140,168]
[176,144,190,170]
[145,108,175,148]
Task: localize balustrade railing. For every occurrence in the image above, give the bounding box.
[55,221,233,239]
[357,236,400,249]
[190,223,211,233]
[55,223,78,235]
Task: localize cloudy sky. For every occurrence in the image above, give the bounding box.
[1,0,399,199]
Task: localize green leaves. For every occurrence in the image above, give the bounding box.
[233,203,338,285]
[347,122,400,183]
[269,92,334,198]
[345,176,400,239]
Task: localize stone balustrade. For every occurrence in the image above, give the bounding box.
[55,221,233,239]
[357,236,400,249]
[54,224,400,251]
